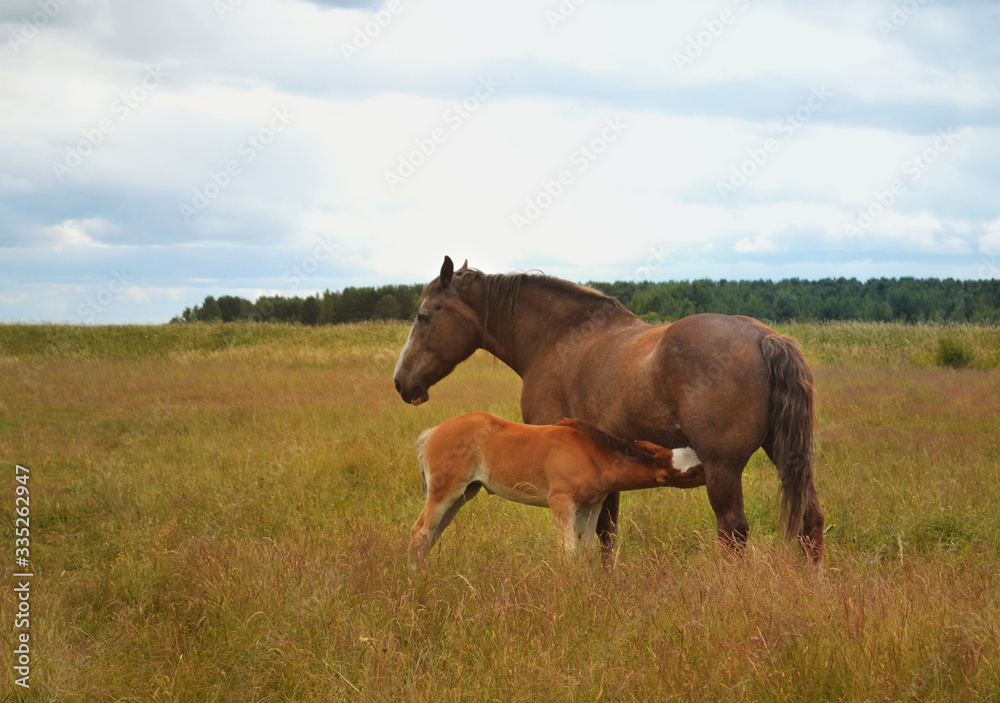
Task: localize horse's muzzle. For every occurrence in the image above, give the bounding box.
[394,378,429,406]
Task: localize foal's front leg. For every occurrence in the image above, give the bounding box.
[548,494,581,553]
[578,504,602,549]
[549,494,603,554]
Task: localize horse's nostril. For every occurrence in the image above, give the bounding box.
[394,379,402,393]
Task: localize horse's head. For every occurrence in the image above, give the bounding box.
[393,256,481,405]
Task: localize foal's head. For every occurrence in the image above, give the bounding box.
[393,256,482,405]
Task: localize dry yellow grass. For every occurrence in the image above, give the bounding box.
[1,321,999,701]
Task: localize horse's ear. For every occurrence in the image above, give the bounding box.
[458,259,469,272]
[440,256,454,288]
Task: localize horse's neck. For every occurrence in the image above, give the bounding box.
[476,281,634,377]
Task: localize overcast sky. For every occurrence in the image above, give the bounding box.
[1,0,999,323]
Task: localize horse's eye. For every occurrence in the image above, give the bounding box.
[417,313,431,324]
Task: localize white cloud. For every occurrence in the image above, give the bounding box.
[734,234,776,253]
[0,173,34,192]
[980,218,1000,255]
[0,0,998,321]
[44,218,120,250]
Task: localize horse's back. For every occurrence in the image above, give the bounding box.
[655,312,770,347]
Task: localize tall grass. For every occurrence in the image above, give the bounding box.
[782,321,1000,369]
[1,322,999,701]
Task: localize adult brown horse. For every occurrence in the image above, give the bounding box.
[393,256,824,564]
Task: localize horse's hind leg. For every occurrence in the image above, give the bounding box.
[704,460,750,555]
[800,479,825,563]
[762,440,825,563]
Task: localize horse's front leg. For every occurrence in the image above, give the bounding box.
[595,491,620,567]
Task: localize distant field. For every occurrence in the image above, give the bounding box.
[2,321,999,701]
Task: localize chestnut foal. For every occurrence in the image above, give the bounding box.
[408,413,704,568]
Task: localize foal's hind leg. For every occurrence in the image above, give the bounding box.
[408,483,481,569]
[432,483,481,546]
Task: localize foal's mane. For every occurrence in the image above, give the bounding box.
[555,418,657,462]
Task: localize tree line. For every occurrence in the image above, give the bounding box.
[172,277,1000,325]
[172,284,423,325]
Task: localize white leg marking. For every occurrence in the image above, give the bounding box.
[552,507,578,553]
[574,505,593,547]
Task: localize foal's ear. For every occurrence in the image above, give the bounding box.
[440,256,454,288]
[635,440,668,458]
[458,259,469,272]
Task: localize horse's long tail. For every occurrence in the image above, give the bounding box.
[416,427,435,497]
[760,333,815,541]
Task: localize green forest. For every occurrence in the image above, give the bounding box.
[172,277,1000,326]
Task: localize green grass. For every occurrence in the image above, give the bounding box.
[2,321,1000,701]
[936,336,976,369]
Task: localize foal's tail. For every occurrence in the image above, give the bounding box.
[416,427,435,497]
[760,333,815,541]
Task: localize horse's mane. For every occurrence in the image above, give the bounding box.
[555,418,657,463]
[455,269,635,349]
[469,270,632,315]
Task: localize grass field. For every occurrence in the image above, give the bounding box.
[2,321,1000,701]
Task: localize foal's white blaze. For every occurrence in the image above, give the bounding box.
[672,447,702,475]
